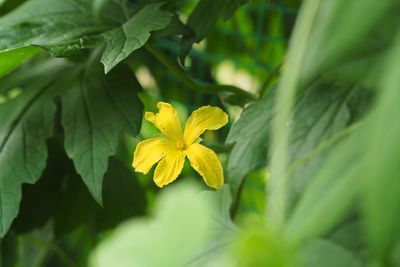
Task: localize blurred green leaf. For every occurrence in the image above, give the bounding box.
[298,239,362,267]
[0,46,40,79]
[233,223,293,267]
[90,183,234,267]
[362,34,400,264]
[61,63,143,204]
[301,0,400,84]
[180,0,248,62]
[286,83,364,196]
[284,127,363,246]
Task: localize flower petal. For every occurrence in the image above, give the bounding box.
[145,102,183,141]
[183,106,228,145]
[132,137,176,174]
[153,151,186,188]
[186,143,224,189]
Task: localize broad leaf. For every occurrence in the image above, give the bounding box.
[0,46,40,79]
[0,0,112,58]
[286,83,362,195]
[0,79,57,237]
[284,126,363,246]
[101,2,172,73]
[90,182,231,267]
[226,93,273,193]
[362,34,400,263]
[227,83,362,195]
[180,0,248,61]
[61,63,143,203]
[301,0,400,83]
[299,239,362,267]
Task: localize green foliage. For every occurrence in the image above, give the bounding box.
[0,0,399,266]
[90,183,234,267]
[180,0,248,61]
[101,3,172,73]
[0,62,66,236]
[61,60,143,203]
[0,46,40,78]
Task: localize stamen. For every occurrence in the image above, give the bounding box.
[176,140,185,150]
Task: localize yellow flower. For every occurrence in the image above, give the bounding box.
[132,102,228,189]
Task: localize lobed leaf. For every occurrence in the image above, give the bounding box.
[101,2,172,73]
[0,81,56,237]
[61,63,143,203]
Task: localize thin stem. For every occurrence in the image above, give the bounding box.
[267,0,321,229]
[144,43,257,101]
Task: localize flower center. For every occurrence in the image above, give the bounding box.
[175,140,185,150]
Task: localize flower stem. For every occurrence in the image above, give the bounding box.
[144,43,257,101]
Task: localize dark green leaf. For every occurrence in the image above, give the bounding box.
[0,0,112,58]
[101,2,172,73]
[180,0,248,62]
[226,93,273,194]
[61,63,143,203]
[0,80,57,237]
[95,157,147,231]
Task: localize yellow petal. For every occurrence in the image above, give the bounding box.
[132,137,176,174]
[145,102,183,141]
[153,151,186,188]
[186,143,224,189]
[183,106,228,145]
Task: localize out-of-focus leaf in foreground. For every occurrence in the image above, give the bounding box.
[90,183,235,267]
[362,33,400,265]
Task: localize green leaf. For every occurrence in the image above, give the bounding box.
[301,0,400,83]
[0,0,92,27]
[284,128,363,246]
[286,83,361,195]
[227,83,361,195]
[90,182,229,267]
[362,34,400,263]
[0,46,40,79]
[226,93,273,193]
[180,0,248,62]
[101,2,172,73]
[0,79,57,237]
[61,63,143,204]
[95,157,147,231]
[298,239,362,267]
[0,0,112,57]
